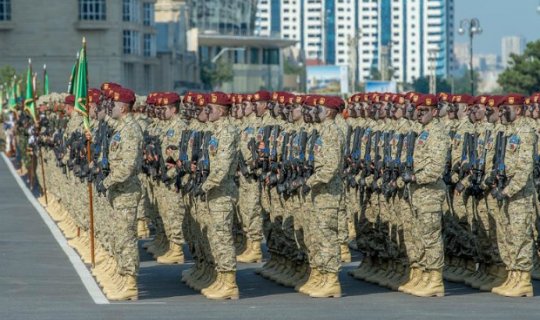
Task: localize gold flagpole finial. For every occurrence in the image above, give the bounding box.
[28,58,32,65]
[43,64,46,70]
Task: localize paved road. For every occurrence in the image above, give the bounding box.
[2,156,540,320]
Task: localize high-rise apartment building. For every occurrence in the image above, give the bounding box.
[255,0,454,83]
[501,36,525,68]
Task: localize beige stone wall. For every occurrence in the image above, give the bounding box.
[0,0,158,94]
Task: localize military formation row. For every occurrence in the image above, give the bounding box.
[4,86,540,301]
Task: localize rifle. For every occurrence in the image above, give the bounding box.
[183,130,202,194]
[358,129,373,203]
[277,130,296,195]
[343,125,353,175]
[469,130,491,198]
[258,125,272,173]
[347,126,364,188]
[443,130,457,185]
[175,129,192,192]
[491,132,508,203]
[287,129,308,195]
[383,132,404,199]
[192,131,212,199]
[370,131,383,193]
[301,129,319,195]
[265,126,282,187]
[401,131,417,201]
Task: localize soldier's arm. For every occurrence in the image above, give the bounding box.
[103,126,141,188]
[503,126,535,198]
[306,126,342,187]
[202,125,238,192]
[414,127,448,185]
[162,122,183,179]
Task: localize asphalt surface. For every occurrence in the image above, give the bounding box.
[2,155,540,320]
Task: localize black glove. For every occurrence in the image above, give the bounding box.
[96,180,107,196]
[455,181,465,193]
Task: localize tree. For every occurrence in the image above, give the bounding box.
[200,61,234,90]
[451,70,480,95]
[498,40,540,95]
[411,76,451,94]
[369,66,381,81]
[0,65,18,87]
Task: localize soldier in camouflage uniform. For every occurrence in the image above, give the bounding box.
[400,94,449,297]
[490,94,535,297]
[98,87,143,301]
[231,93,264,263]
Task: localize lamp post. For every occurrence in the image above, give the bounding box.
[458,18,482,95]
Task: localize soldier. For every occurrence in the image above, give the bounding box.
[400,94,449,297]
[195,92,240,300]
[155,92,187,264]
[232,93,264,263]
[100,87,143,301]
[490,94,535,297]
[297,96,344,298]
[442,94,477,283]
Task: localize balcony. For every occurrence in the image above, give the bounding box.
[75,20,111,30]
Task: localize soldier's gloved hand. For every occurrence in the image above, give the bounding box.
[455,181,465,193]
[96,180,107,195]
[451,172,460,184]
[491,189,507,202]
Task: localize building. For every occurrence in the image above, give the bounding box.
[0,0,159,94]
[155,0,201,92]
[186,0,297,92]
[501,36,526,69]
[255,0,455,84]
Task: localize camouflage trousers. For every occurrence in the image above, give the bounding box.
[107,182,141,276]
[306,204,340,273]
[411,184,445,270]
[156,183,185,246]
[199,188,237,272]
[496,193,535,271]
[237,180,263,242]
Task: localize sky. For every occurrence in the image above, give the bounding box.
[454,0,540,55]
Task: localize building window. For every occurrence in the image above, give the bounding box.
[123,0,140,22]
[79,0,106,20]
[0,0,11,21]
[250,48,260,64]
[123,30,140,55]
[143,2,154,26]
[143,34,155,57]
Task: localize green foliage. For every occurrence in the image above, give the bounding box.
[498,40,540,95]
[369,67,381,81]
[411,76,451,94]
[0,65,19,87]
[200,61,234,90]
[452,70,480,95]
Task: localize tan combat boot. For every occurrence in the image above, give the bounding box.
[298,268,323,294]
[137,219,150,239]
[106,275,138,301]
[237,240,263,263]
[309,272,342,298]
[294,266,312,292]
[156,243,185,264]
[201,270,222,294]
[501,271,534,297]
[409,269,445,297]
[203,271,239,300]
[398,267,421,293]
[492,269,516,295]
[340,243,352,263]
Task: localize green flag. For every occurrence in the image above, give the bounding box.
[24,59,37,123]
[74,38,89,130]
[43,64,49,95]
[68,52,79,95]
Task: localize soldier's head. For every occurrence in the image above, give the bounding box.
[346,94,362,118]
[64,95,75,116]
[230,94,252,119]
[414,94,438,125]
[205,92,231,122]
[469,95,489,123]
[450,94,474,120]
[285,95,304,123]
[500,94,525,125]
[485,96,502,124]
[159,92,181,121]
[111,88,135,119]
[194,95,208,122]
[436,93,452,118]
[391,94,406,120]
[525,94,540,119]
[251,91,272,117]
[87,89,101,120]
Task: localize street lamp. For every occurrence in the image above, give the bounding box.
[458,18,482,95]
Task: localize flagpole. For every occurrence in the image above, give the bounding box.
[33,62,49,206]
[81,37,96,267]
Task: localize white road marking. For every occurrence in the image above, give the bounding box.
[1,153,110,305]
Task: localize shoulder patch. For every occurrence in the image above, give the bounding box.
[509,134,520,152]
[166,129,174,138]
[113,132,121,142]
[417,130,429,146]
[209,136,219,154]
